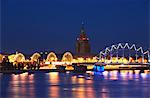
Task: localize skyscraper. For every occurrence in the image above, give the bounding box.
[76,23,91,54]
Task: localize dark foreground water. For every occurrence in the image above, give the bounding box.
[0,71,150,98]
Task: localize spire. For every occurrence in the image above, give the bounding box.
[78,21,88,40]
[81,21,84,29]
[80,21,85,34]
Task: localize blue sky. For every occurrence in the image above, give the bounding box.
[1,0,149,54]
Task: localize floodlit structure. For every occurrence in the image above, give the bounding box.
[8,53,25,63]
[31,53,41,62]
[98,43,149,64]
[46,52,57,62]
[2,43,149,66]
[76,23,91,54]
[62,52,73,63]
[0,54,4,63]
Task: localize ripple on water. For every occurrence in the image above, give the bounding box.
[0,72,150,98]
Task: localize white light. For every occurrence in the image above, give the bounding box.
[45,62,50,64]
[51,62,65,65]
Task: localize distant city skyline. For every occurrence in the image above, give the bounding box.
[1,0,149,54]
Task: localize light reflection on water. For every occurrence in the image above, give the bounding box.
[0,71,150,98]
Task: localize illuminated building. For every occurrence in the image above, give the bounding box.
[76,23,91,55]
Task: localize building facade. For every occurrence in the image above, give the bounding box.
[76,23,91,54]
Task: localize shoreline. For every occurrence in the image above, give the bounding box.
[0,69,150,74]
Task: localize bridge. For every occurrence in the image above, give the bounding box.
[0,43,149,74]
[2,43,149,65]
[96,43,149,65]
[73,43,150,72]
[72,43,149,65]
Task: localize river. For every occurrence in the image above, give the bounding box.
[0,70,150,98]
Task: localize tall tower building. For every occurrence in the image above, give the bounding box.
[76,23,91,54]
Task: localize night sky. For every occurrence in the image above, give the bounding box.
[1,0,149,54]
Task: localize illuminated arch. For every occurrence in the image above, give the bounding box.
[8,54,16,62]
[46,52,57,62]
[31,53,41,62]
[0,54,4,62]
[14,53,25,62]
[62,52,73,62]
[98,43,149,63]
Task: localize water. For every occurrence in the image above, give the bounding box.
[0,71,150,98]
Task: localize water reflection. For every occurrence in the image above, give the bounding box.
[0,71,150,98]
[48,72,60,98]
